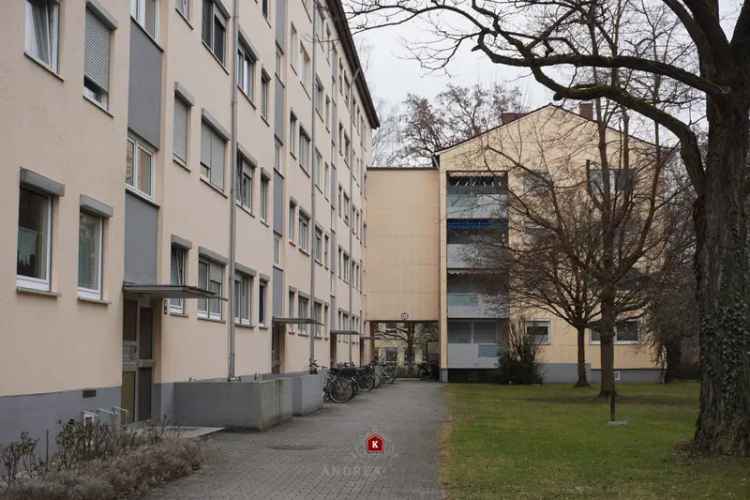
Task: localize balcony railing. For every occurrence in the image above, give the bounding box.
[447,292,509,318]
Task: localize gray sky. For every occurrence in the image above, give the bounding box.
[355,24,554,110]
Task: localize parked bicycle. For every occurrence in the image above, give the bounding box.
[311,361,354,403]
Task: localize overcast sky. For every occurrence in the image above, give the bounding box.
[355,24,554,111]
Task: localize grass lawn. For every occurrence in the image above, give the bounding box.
[441,382,750,499]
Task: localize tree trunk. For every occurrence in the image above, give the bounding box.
[598,288,617,398]
[663,339,682,384]
[575,326,590,387]
[693,108,750,456]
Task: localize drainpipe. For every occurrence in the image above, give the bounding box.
[227,0,239,380]
[348,67,362,364]
[308,0,319,373]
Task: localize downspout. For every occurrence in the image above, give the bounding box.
[308,0,318,373]
[348,68,362,364]
[227,0,239,380]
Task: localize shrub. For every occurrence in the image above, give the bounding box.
[1,418,203,500]
[496,318,544,385]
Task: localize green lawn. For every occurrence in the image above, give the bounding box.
[441,382,750,499]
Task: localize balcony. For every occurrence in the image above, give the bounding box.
[447,292,509,318]
[447,193,507,219]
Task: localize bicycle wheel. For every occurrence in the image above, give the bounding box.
[360,374,376,391]
[330,378,354,403]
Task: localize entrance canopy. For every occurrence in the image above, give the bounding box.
[330,329,360,336]
[272,317,324,326]
[122,283,225,300]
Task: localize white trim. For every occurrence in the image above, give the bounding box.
[77,211,103,300]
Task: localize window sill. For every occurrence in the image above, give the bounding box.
[17,286,59,299]
[299,247,311,257]
[78,295,111,306]
[125,185,160,207]
[258,324,269,330]
[261,115,270,127]
[240,88,257,109]
[25,52,63,82]
[299,165,310,178]
[202,42,230,75]
[260,219,270,228]
[235,322,256,330]
[200,177,228,198]
[198,316,226,324]
[173,157,190,172]
[83,95,114,118]
[176,8,193,29]
[288,240,296,247]
[169,311,189,318]
[237,203,255,218]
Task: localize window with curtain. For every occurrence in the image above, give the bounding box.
[17,187,52,290]
[236,155,254,210]
[126,135,154,198]
[170,245,187,313]
[234,273,251,325]
[84,8,112,108]
[78,211,103,299]
[130,0,159,39]
[201,122,225,189]
[25,0,59,72]
[198,258,223,320]
[237,41,256,99]
[173,96,190,163]
[298,296,309,334]
[298,212,310,251]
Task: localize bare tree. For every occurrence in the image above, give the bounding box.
[348,0,750,455]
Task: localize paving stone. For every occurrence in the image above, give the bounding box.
[146,381,445,500]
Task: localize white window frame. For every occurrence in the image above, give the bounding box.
[234,272,252,326]
[288,201,296,243]
[198,257,223,320]
[260,174,270,222]
[261,70,271,119]
[299,211,310,252]
[526,319,551,345]
[202,0,227,64]
[258,279,268,326]
[176,0,190,19]
[126,135,156,200]
[314,226,323,263]
[173,95,190,164]
[237,41,257,100]
[236,155,254,211]
[169,244,187,313]
[25,0,60,72]
[130,0,159,40]
[16,187,53,291]
[77,211,104,300]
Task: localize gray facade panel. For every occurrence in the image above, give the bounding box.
[273,267,284,317]
[0,386,120,447]
[539,363,591,384]
[590,369,662,384]
[124,193,158,284]
[128,20,162,148]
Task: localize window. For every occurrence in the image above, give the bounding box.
[288,201,296,243]
[299,128,311,172]
[313,149,322,188]
[526,320,550,344]
[260,174,270,222]
[17,187,52,291]
[77,211,103,299]
[343,253,350,283]
[324,234,329,267]
[298,211,310,252]
[313,302,323,337]
[173,96,190,164]
[258,279,268,325]
[84,7,112,108]
[261,71,271,120]
[25,0,60,72]
[198,258,223,320]
[314,227,323,263]
[234,273,251,325]
[261,0,269,20]
[290,25,298,71]
[301,45,311,91]
[237,41,256,99]
[288,289,296,317]
[337,186,342,218]
[298,296,309,334]
[130,0,158,39]
[343,193,350,225]
[126,136,154,198]
[325,96,331,128]
[588,168,634,194]
[202,0,227,64]
[170,245,187,313]
[314,77,324,114]
[289,113,298,156]
[201,121,225,189]
[344,75,351,107]
[324,163,330,198]
[177,0,190,18]
[591,320,640,344]
[236,155,254,210]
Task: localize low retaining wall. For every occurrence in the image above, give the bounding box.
[173,378,293,431]
[290,374,323,416]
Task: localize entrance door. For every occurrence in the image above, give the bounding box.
[271,323,284,374]
[121,299,154,423]
[330,333,337,367]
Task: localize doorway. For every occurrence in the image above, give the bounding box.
[271,323,285,374]
[330,333,337,367]
[121,299,154,424]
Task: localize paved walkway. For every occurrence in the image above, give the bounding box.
[147,381,446,500]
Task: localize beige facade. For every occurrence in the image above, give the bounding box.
[367,105,661,383]
[1,0,376,442]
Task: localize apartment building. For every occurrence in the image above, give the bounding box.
[1,0,377,444]
[367,104,661,383]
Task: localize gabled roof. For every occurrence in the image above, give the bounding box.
[435,103,658,157]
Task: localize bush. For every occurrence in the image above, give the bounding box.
[1,419,204,500]
[496,318,544,385]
